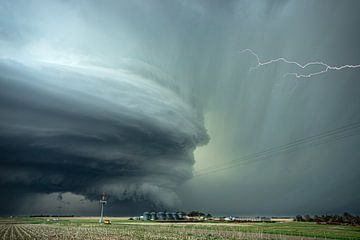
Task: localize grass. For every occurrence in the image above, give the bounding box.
[0,217,359,239]
[172,222,360,239]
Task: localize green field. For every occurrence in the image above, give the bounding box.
[0,217,359,239]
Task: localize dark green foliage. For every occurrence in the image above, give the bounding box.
[295,213,360,225]
[187,211,206,217]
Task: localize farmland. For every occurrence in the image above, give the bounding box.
[0,217,359,240]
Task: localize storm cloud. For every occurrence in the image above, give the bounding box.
[1,0,360,216]
[0,57,208,213]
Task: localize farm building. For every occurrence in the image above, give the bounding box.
[142,212,185,221]
[231,217,271,222]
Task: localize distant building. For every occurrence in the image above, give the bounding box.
[142,212,150,220]
[270,217,294,222]
[157,212,166,220]
[232,217,271,222]
[177,212,185,219]
[150,212,157,220]
[142,211,185,221]
[165,212,174,220]
[172,212,179,220]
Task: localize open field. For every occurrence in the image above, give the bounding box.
[0,217,359,240]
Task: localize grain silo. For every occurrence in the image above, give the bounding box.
[172,212,179,220]
[142,212,150,220]
[157,212,166,220]
[150,212,157,220]
[165,212,174,220]
[177,212,185,219]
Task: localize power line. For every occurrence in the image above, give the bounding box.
[193,121,360,178]
[194,121,360,174]
[194,130,360,178]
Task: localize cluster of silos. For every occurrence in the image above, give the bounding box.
[142,212,185,221]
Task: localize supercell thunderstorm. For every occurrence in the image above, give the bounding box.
[0,59,209,210]
[1,0,360,215]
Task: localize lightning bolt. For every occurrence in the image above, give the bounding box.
[239,49,360,78]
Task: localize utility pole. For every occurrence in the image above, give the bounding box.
[99,193,107,223]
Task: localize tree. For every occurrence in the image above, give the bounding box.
[295,215,303,222]
[303,215,313,222]
[313,215,321,223]
[188,211,206,217]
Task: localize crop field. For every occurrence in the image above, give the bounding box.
[0,218,359,240]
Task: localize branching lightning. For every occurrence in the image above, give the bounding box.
[239,49,360,78]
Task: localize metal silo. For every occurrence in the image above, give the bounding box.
[142,212,150,221]
[172,212,178,220]
[177,212,185,219]
[150,212,157,221]
[165,212,174,220]
[157,212,166,220]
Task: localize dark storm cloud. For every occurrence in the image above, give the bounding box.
[1,0,360,216]
[0,59,208,212]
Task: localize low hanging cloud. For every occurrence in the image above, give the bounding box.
[0,58,209,212]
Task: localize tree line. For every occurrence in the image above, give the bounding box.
[295,212,360,225]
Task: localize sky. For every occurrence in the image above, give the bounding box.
[0,0,360,216]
